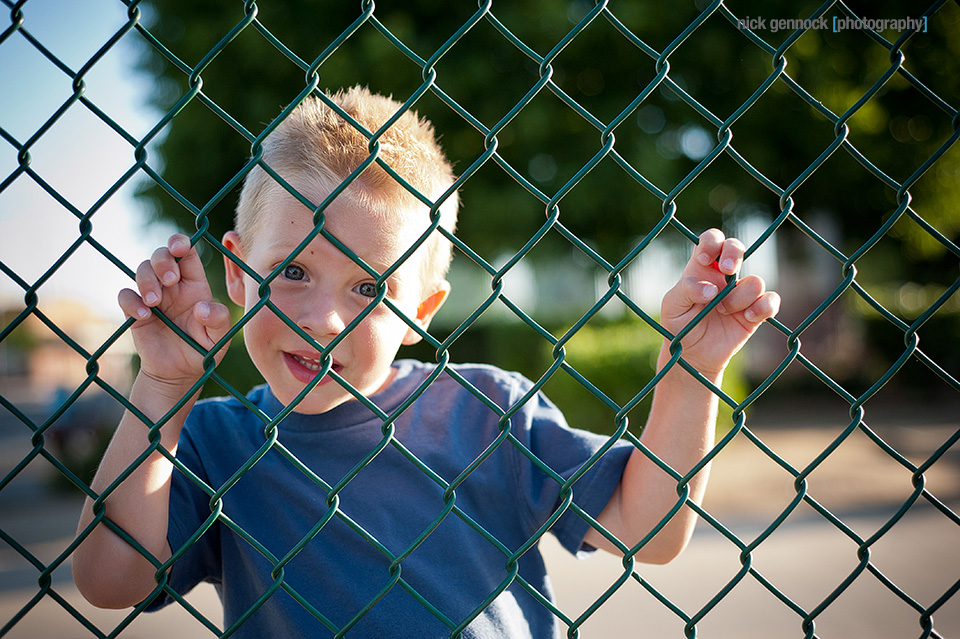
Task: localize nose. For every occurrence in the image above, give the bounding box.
[293,290,347,340]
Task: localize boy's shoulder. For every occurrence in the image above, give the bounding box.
[395,360,557,421]
[194,384,271,409]
[398,359,534,396]
[187,385,273,428]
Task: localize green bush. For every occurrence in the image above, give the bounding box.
[407,317,746,438]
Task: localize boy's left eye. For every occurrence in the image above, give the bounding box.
[355,282,379,298]
[283,264,306,281]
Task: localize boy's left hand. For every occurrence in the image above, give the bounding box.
[659,228,780,378]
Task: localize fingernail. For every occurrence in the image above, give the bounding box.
[136,306,150,320]
[144,292,159,305]
[697,253,712,266]
[703,283,718,300]
[721,258,735,272]
[197,301,210,320]
[745,309,757,322]
[170,238,187,252]
[162,271,177,286]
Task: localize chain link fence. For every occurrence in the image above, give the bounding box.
[1,0,959,637]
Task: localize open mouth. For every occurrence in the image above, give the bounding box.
[292,354,326,371]
[285,352,341,383]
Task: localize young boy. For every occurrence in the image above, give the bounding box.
[73,86,779,638]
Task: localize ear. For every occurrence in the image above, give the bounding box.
[222,231,247,307]
[402,280,450,346]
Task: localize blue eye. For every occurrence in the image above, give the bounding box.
[283,264,306,281]
[356,282,378,298]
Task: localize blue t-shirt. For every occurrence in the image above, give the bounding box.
[148,360,633,638]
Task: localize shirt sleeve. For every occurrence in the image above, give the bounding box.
[503,372,634,557]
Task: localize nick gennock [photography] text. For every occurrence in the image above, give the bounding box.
[737,15,929,34]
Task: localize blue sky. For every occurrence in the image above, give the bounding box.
[0,0,176,322]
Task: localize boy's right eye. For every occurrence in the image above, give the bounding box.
[282,264,306,281]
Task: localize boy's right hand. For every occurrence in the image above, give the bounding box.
[118,234,232,392]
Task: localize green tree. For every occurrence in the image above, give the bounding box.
[136,0,958,262]
[134,0,959,396]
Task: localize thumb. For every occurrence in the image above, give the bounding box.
[194,301,232,345]
[663,276,719,318]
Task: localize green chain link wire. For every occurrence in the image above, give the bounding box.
[1,0,958,637]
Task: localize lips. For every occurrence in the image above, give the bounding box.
[284,352,341,384]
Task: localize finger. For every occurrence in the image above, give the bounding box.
[167,233,192,258]
[118,287,151,321]
[135,259,164,307]
[168,234,208,285]
[693,228,726,268]
[716,275,766,315]
[150,244,181,289]
[717,237,746,275]
[743,291,781,324]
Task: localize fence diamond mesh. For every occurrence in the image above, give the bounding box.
[1,0,958,637]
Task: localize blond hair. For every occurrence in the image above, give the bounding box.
[235,86,459,287]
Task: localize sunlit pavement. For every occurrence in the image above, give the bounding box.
[2,404,958,638]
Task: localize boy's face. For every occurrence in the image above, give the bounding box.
[223,180,448,414]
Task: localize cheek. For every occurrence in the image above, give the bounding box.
[243,307,288,349]
[239,313,267,361]
[249,289,300,329]
[357,312,410,350]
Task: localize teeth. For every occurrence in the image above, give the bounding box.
[294,355,323,371]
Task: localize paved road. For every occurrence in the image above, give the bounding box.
[543,506,960,638]
[1,398,958,638]
[2,504,956,638]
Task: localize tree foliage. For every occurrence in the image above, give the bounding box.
[136,0,957,279]
[134,0,959,398]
